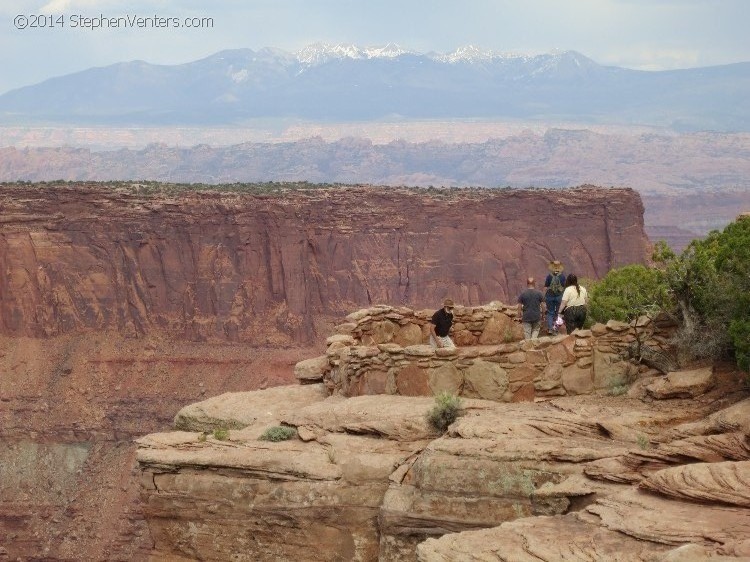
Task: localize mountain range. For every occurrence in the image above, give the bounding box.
[1,43,749,131]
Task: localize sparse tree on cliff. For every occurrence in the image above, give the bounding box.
[590,217,750,372]
[588,263,675,372]
[590,212,750,371]
[588,264,670,324]
[668,215,750,371]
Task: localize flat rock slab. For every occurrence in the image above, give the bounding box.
[282,394,479,441]
[172,383,328,432]
[137,437,342,481]
[660,397,750,441]
[416,513,671,561]
[588,488,750,546]
[450,402,608,441]
[640,432,750,468]
[646,367,715,399]
[138,386,750,561]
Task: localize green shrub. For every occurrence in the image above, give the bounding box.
[213,427,229,441]
[636,434,651,450]
[259,426,297,442]
[588,265,670,324]
[608,384,629,396]
[426,391,462,433]
[666,216,750,371]
[586,217,750,373]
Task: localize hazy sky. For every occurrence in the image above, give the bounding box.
[1,0,748,93]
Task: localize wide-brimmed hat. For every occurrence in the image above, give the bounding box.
[548,260,564,273]
[443,298,455,308]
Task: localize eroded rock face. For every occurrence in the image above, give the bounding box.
[0,331,311,561]
[138,389,435,561]
[137,382,750,561]
[0,183,650,344]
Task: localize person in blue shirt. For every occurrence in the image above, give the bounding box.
[543,260,566,334]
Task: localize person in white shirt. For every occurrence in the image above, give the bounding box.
[558,273,588,333]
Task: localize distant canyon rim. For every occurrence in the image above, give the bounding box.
[2,122,750,252]
[0,121,667,149]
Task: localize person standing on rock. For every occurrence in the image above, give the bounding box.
[516,277,545,339]
[558,273,589,333]
[429,298,456,349]
[544,260,567,334]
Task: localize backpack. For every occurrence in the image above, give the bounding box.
[548,274,564,296]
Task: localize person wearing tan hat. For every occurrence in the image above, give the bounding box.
[544,260,567,334]
[429,298,456,349]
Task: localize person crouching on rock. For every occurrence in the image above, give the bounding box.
[430,298,456,349]
[516,277,545,339]
[558,273,589,333]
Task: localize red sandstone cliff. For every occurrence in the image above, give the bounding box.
[0,183,649,345]
[0,183,652,561]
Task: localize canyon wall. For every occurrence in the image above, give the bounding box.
[0,183,650,560]
[0,332,312,560]
[0,183,649,345]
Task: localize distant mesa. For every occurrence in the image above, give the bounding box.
[0,182,649,345]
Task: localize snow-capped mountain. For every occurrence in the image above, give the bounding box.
[295,43,530,65]
[296,42,413,65]
[431,45,529,64]
[0,44,748,131]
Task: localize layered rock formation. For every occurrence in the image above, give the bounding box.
[136,303,750,561]
[0,183,649,345]
[0,182,652,559]
[0,332,311,561]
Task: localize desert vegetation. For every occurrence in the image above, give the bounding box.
[589,215,750,373]
[426,391,462,433]
[259,426,298,442]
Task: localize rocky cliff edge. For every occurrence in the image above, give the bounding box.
[136,302,750,561]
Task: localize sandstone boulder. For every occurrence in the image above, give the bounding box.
[394,323,423,347]
[395,364,431,396]
[561,363,593,395]
[428,362,463,395]
[592,348,636,390]
[282,395,441,441]
[461,360,508,401]
[478,313,515,344]
[646,367,716,399]
[371,319,398,343]
[327,333,356,346]
[293,355,329,382]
